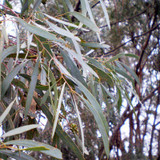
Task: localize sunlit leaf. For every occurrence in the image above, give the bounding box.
[17,18,64,43]
[51,82,66,139]
[46,20,80,41]
[70,12,100,33]
[1,124,40,138]
[0,98,16,125]
[21,146,49,151]
[73,95,85,154]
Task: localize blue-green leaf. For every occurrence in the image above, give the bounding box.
[70,12,100,33]
[25,59,39,116]
[2,61,27,98]
[17,18,64,43]
[5,140,62,159]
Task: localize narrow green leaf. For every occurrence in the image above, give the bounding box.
[117,87,122,113]
[5,140,62,159]
[73,95,85,154]
[25,59,39,116]
[64,0,74,12]
[82,0,95,22]
[70,12,100,33]
[1,124,40,138]
[106,53,138,63]
[60,49,87,87]
[21,146,49,151]
[17,18,64,43]
[1,45,17,62]
[120,62,140,85]
[57,43,98,78]
[0,150,36,160]
[88,63,114,87]
[81,42,109,49]
[44,13,80,28]
[1,61,27,98]
[46,20,80,41]
[5,0,13,9]
[16,27,20,62]
[114,62,134,83]
[32,0,42,13]
[99,0,111,30]
[0,98,16,125]
[40,64,58,106]
[54,57,71,77]
[52,82,66,139]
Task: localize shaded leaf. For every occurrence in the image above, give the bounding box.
[81,42,109,49]
[1,61,27,98]
[60,49,87,87]
[5,140,62,159]
[0,150,36,160]
[100,0,111,29]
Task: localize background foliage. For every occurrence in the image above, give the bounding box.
[0,0,159,159]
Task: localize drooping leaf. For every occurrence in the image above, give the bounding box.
[88,63,114,87]
[0,98,16,125]
[5,140,62,159]
[106,53,138,63]
[70,12,100,33]
[46,20,81,41]
[1,46,17,62]
[1,61,27,98]
[73,95,85,154]
[119,61,140,85]
[60,49,87,87]
[17,18,64,43]
[0,150,36,160]
[44,13,83,29]
[5,0,13,9]
[1,124,40,138]
[25,58,39,116]
[64,0,74,12]
[81,42,110,49]
[99,0,111,30]
[51,82,66,139]
[32,0,42,13]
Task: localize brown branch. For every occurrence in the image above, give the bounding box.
[102,23,160,57]
[100,10,146,29]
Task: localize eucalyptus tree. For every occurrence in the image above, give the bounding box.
[0,0,152,160]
